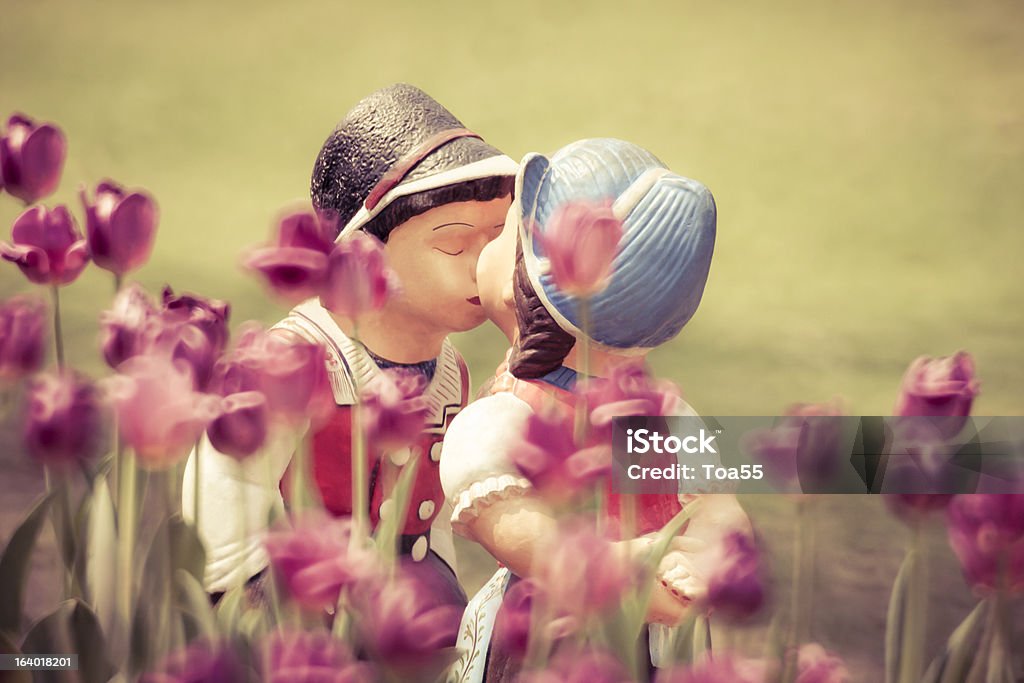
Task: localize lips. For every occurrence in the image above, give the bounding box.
[466,296,481,306]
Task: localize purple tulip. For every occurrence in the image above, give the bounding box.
[352,571,462,667]
[99,283,161,369]
[946,494,1024,595]
[106,352,219,469]
[894,352,979,437]
[0,295,47,383]
[511,408,612,504]
[743,400,845,495]
[536,522,637,617]
[265,511,382,610]
[140,639,247,683]
[582,361,681,442]
[23,371,104,468]
[261,630,374,683]
[492,579,537,661]
[321,231,398,319]
[80,180,159,276]
[159,287,230,391]
[245,209,336,305]
[795,643,850,683]
[519,649,633,683]
[360,369,429,455]
[215,323,332,428]
[0,114,67,204]
[656,656,769,683]
[1,205,89,286]
[699,530,767,622]
[207,391,268,459]
[535,200,623,298]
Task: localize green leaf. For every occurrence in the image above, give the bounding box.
[21,599,115,683]
[885,549,913,683]
[921,599,988,683]
[83,478,118,638]
[0,491,54,635]
[215,585,246,636]
[174,569,217,640]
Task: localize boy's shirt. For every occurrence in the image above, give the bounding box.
[184,298,469,593]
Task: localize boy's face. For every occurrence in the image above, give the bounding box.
[476,202,519,341]
[383,196,511,334]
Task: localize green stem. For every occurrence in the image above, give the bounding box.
[781,499,809,683]
[51,286,65,369]
[898,525,927,683]
[116,449,137,663]
[351,325,368,538]
[114,273,123,293]
[192,438,201,532]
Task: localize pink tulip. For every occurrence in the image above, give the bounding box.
[107,353,219,469]
[245,209,336,305]
[321,231,398,319]
[895,352,978,436]
[159,287,231,391]
[360,369,429,455]
[492,579,537,661]
[80,180,159,276]
[99,283,161,369]
[536,522,637,617]
[535,200,623,298]
[582,361,681,442]
[1,205,89,286]
[23,371,104,468]
[511,407,611,503]
[207,391,268,459]
[946,494,1024,594]
[657,656,769,683]
[215,323,332,428]
[795,643,850,683]
[519,649,633,683]
[261,630,374,683]
[352,571,462,667]
[0,114,67,204]
[0,295,47,383]
[743,400,845,495]
[699,530,767,622]
[265,512,382,610]
[140,639,246,683]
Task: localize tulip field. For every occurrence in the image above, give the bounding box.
[2,0,1024,681]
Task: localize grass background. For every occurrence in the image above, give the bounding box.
[2,0,1022,679]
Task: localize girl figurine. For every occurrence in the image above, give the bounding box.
[439,138,751,681]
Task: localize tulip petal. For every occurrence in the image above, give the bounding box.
[1,241,51,284]
[57,239,90,285]
[15,124,66,203]
[106,192,158,274]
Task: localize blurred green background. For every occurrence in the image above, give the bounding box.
[2,0,1022,678]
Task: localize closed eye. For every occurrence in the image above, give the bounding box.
[434,247,464,256]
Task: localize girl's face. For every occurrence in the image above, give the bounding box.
[475,202,519,341]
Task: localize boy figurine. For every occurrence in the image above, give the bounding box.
[183,84,516,609]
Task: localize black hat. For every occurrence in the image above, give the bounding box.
[311,84,517,239]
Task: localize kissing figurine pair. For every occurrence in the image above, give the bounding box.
[185,84,750,678]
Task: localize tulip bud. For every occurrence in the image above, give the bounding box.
[894,352,979,435]
[23,371,104,468]
[0,295,48,384]
[1,205,89,286]
[321,232,398,319]
[536,200,623,298]
[99,283,160,369]
[206,391,268,459]
[0,114,67,204]
[81,180,159,276]
[244,209,335,305]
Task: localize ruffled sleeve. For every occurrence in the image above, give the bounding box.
[439,393,535,537]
